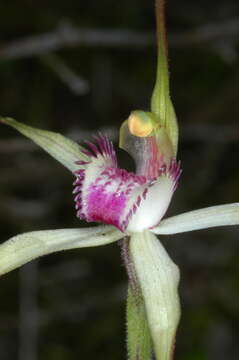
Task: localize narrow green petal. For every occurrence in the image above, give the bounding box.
[127,286,152,360]
[165,101,178,156]
[0,117,88,172]
[150,1,178,155]
[152,203,239,235]
[130,231,180,360]
[0,225,123,276]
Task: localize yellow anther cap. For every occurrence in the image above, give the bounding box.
[128,111,156,138]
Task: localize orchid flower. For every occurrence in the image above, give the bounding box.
[1,2,239,360]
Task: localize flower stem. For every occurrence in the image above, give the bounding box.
[120,238,152,360]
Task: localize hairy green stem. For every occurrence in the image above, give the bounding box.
[120,238,152,360]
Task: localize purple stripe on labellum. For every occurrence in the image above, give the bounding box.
[167,159,182,190]
[75,160,90,166]
[84,141,101,157]
[96,133,113,157]
[142,136,165,179]
[81,149,94,157]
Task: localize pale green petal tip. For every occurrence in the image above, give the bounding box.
[0,116,15,126]
[153,203,239,235]
[0,116,88,172]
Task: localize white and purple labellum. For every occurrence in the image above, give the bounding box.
[73,135,181,232]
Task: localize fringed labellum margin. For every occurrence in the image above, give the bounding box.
[73,132,181,233]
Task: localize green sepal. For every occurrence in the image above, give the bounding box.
[0,226,123,276]
[150,1,178,155]
[130,231,181,360]
[0,117,88,172]
[126,285,152,360]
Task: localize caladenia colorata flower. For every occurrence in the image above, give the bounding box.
[1,2,239,360]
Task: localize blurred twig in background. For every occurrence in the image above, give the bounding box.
[0,18,238,61]
[40,54,89,95]
[0,24,153,59]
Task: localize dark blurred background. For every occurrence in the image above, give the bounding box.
[0,1,239,359]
